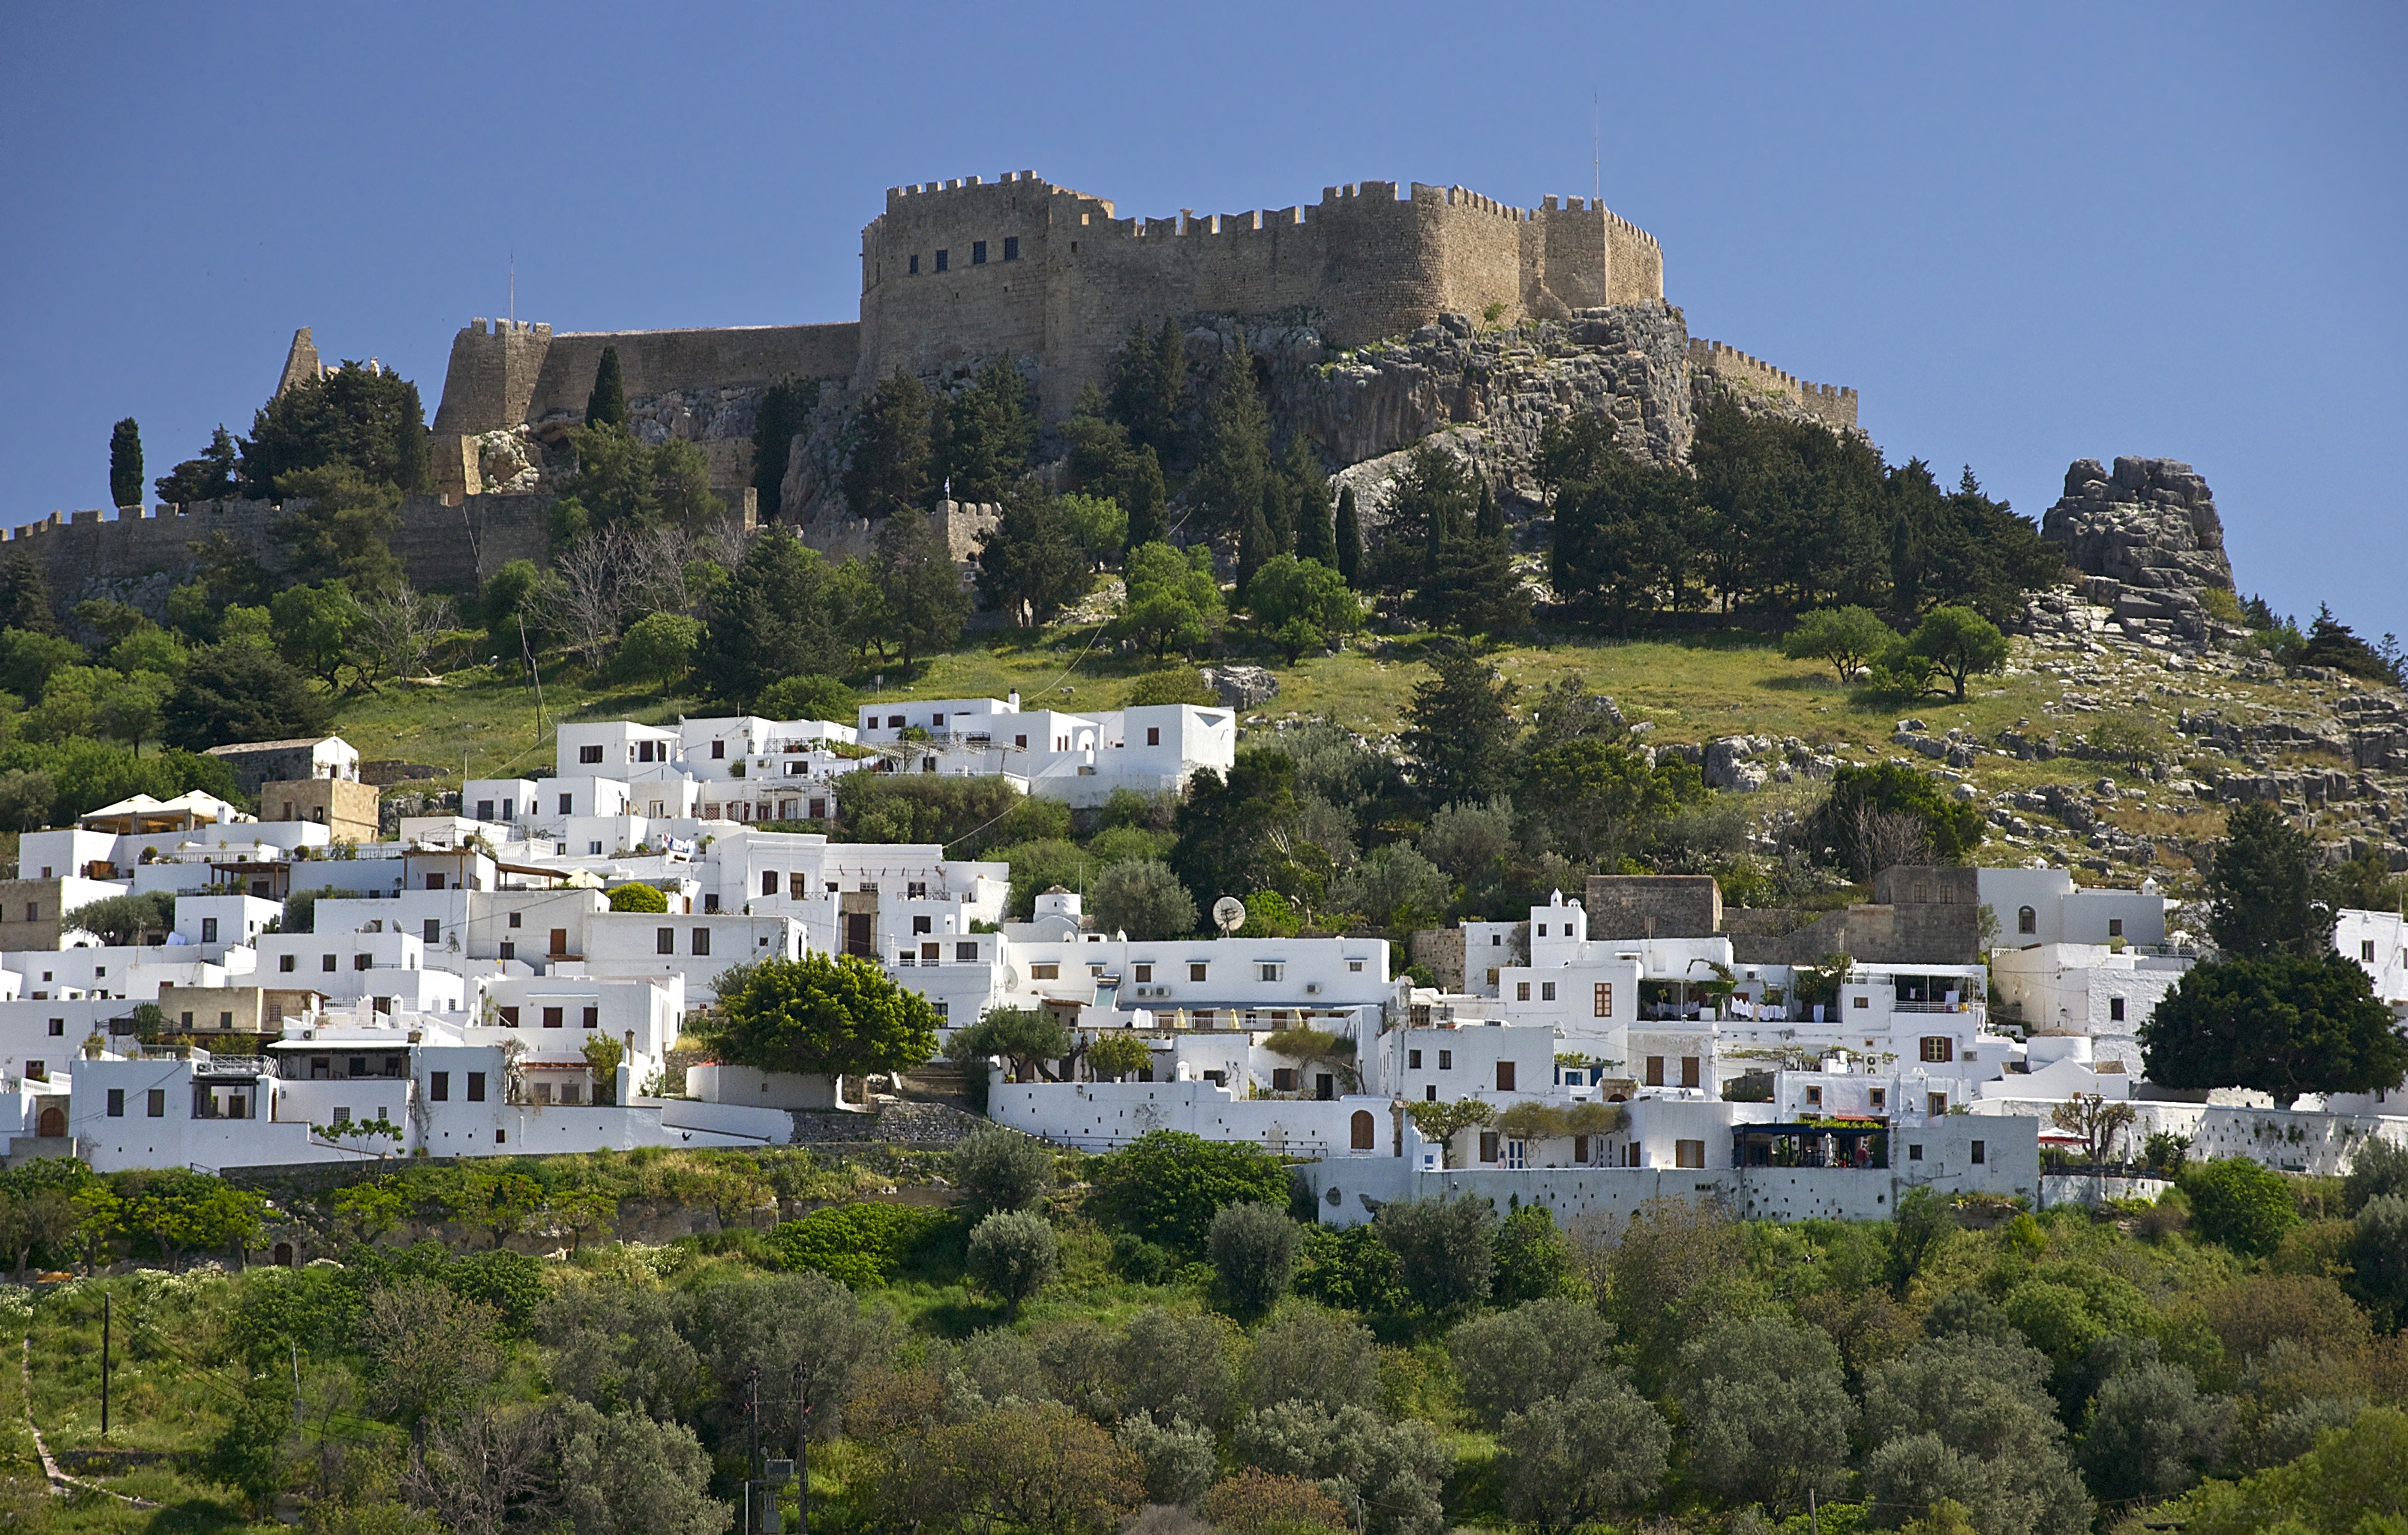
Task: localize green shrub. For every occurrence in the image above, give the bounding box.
[966,1210,1058,1318]
[770,1202,951,1287]
[2183,1158,2300,1257]
[1088,1131,1290,1256]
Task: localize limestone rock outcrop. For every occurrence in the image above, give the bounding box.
[1200,665,1280,710]
[2040,457,2236,649]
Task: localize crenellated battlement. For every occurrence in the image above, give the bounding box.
[1688,339,1859,430]
[389,165,1851,497]
[854,170,1669,412]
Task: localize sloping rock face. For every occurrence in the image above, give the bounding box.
[2040,458,2236,649]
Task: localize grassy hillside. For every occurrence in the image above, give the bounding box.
[318,606,2387,897]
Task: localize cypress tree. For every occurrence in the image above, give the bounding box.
[1124,445,1169,552]
[1237,486,1275,595]
[1290,437,1336,567]
[935,359,1039,504]
[108,419,143,509]
[0,551,58,635]
[751,379,818,519]
[1193,344,1271,536]
[1335,485,1362,587]
[1475,477,1504,544]
[839,373,934,518]
[585,346,628,428]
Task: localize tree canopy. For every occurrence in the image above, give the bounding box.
[2142,952,2406,1108]
[690,953,940,1081]
[2206,801,2333,959]
[241,361,430,496]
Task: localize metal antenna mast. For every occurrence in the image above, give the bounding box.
[1593,92,1600,204]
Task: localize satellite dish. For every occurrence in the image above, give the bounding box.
[1212,896,1247,935]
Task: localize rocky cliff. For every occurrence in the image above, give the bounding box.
[778,302,1857,548]
[2040,457,2236,649]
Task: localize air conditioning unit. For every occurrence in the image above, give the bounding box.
[1305,984,1323,996]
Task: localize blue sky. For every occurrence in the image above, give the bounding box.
[4,3,2401,636]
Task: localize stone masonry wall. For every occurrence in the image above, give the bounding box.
[5,494,554,611]
[857,172,1664,417]
[430,317,857,439]
[1686,338,1858,431]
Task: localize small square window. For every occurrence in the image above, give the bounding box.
[107,1088,124,1117]
[1189,963,1208,982]
[582,1007,599,1029]
[279,954,296,973]
[957,942,978,962]
[935,249,949,272]
[692,929,711,956]
[1409,1049,1423,1069]
[971,240,987,264]
[1908,1143,1924,1161]
[1438,1050,1452,1071]
[1542,981,1557,1002]
[146,1089,165,1118]
[430,1071,449,1101]
[1852,995,1869,1009]
[46,1019,61,1037]
[1515,980,1533,1002]
[1971,1140,1986,1164]
[2109,918,2124,937]
[2109,996,2126,1022]
[468,1072,487,1102]
[656,928,675,955]
[1003,236,1019,260]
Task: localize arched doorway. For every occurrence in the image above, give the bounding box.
[36,1107,63,1139]
[272,1242,295,1267]
[1349,1110,1376,1151]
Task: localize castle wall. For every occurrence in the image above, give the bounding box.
[523,325,857,425]
[859,173,1665,417]
[1687,338,1858,431]
[5,496,554,606]
[429,320,554,437]
[430,319,857,439]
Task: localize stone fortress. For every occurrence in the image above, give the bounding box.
[17,169,1890,602]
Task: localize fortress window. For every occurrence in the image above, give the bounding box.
[1003,236,1019,261]
[935,249,949,272]
[972,241,988,265]
[908,254,919,275]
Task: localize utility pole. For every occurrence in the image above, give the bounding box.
[291,1341,302,1431]
[1809,1488,1819,1535]
[518,614,545,746]
[793,1361,809,1535]
[100,1292,110,1437]
[743,1365,760,1535]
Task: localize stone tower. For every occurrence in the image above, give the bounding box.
[275,327,322,396]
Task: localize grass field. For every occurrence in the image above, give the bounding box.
[332,621,2087,788]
